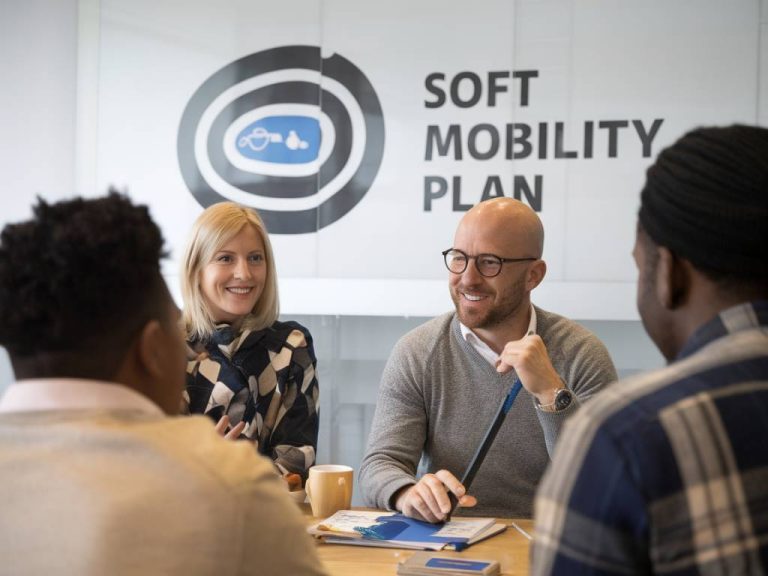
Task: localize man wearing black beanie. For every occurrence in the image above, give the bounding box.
[532,125,768,575]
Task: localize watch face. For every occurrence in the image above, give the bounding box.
[555,389,573,411]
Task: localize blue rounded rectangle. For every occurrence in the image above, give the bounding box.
[426,557,492,570]
[236,115,320,164]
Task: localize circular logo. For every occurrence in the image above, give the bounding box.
[178,45,385,234]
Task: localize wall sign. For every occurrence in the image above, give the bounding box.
[177,45,384,234]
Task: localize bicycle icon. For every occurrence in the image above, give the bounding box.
[238,127,309,152]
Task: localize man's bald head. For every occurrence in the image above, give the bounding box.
[457,198,544,259]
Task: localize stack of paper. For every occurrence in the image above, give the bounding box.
[307,510,506,551]
[398,552,500,575]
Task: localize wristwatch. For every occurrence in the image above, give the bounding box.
[536,388,573,413]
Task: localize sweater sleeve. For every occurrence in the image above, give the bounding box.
[358,334,430,510]
[264,323,319,481]
[535,316,618,456]
[223,439,329,576]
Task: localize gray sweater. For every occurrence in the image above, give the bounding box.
[359,306,617,518]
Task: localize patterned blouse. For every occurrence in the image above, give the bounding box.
[184,320,319,480]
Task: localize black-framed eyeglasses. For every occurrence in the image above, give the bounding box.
[442,248,537,278]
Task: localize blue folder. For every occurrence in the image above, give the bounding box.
[353,514,483,551]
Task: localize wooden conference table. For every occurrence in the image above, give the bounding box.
[302,506,533,576]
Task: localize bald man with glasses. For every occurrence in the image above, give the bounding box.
[359,198,617,522]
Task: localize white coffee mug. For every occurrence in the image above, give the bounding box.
[306,464,354,518]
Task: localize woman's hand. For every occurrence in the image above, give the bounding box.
[214,414,246,440]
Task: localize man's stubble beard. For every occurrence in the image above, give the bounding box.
[452,275,527,331]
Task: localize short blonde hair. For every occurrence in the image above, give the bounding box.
[181,202,279,341]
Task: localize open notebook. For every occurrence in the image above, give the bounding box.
[307,510,507,551]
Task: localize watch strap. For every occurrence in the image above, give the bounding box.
[536,388,572,412]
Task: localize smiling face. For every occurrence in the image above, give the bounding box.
[199,224,267,325]
[448,199,545,338]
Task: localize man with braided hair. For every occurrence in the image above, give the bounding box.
[0,193,327,576]
[533,125,768,575]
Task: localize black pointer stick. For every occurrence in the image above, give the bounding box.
[445,378,524,521]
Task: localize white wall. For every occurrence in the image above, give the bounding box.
[0,0,78,218]
[0,0,79,392]
[0,348,12,392]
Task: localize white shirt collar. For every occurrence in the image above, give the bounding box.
[0,378,164,416]
[459,303,538,366]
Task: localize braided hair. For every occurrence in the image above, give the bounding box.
[638,124,768,290]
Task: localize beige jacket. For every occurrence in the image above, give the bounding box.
[0,380,327,576]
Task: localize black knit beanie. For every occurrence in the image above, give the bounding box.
[638,124,768,281]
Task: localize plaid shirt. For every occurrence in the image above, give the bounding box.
[533,301,768,575]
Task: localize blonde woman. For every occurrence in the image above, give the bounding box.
[181,202,318,483]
